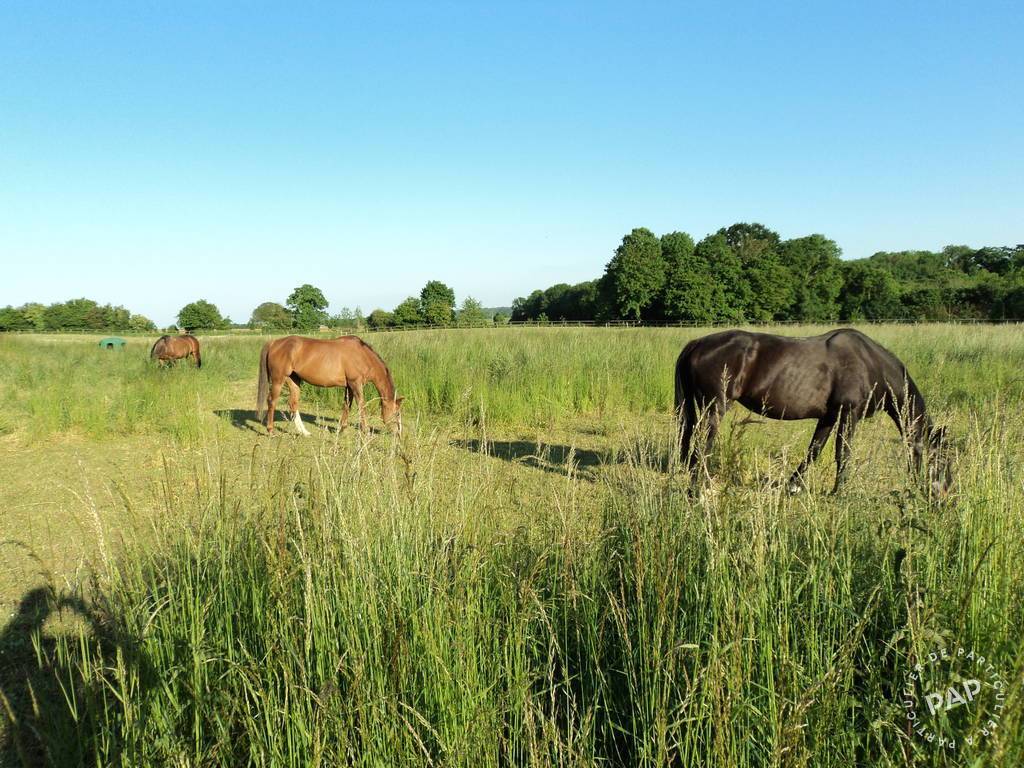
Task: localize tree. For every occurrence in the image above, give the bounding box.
[420,281,456,325]
[600,227,666,321]
[128,314,156,331]
[777,235,843,321]
[0,306,30,331]
[493,312,511,325]
[393,297,424,326]
[457,296,489,327]
[511,290,545,321]
[716,223,792,321]
[660,231,728,324]
[20,303,46,330]
[332,307,355,329]
[718,222,782,253]
[177,300,225,330]
[696,234,748,321]
[367,309,394,329]
[287,284,329,330]
[838,263,902,320]
[249,302,293,330]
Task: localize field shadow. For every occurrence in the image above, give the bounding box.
[452,439,612,480]
[0,586,150,765]
[214,409,382,436]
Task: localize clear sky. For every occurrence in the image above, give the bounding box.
[1,2,1021,326]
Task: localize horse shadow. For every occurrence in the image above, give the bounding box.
[0,585,150,766]
[451,439,616,480]
[214,409,382,436]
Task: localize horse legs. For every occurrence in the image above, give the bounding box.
[266,376,284,434]
[687,397,723,491]
[832,407,860,494]
[353,382,368,433]
[339,386,353,430]
[286,378,311,436]
[788,417,836,494]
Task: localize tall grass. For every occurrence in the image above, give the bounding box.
[2,325,1022,765]
[4,324,1024,438]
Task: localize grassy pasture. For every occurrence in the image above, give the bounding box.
[0,325,1021,766]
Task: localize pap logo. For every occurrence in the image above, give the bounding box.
[925,679,981,715]
[902,643,1008,751]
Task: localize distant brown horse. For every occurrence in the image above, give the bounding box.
[675,329,952,496]
[150,334,201,368]
[256,335,404,435]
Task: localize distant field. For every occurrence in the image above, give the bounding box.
[0,325,1021,766]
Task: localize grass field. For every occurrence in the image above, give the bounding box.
[0,325,1021,766]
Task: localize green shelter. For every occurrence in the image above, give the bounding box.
[98,337,127,349]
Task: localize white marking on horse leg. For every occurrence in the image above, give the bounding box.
[293,411,311,436]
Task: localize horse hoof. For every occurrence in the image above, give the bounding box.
[787,482,804,495]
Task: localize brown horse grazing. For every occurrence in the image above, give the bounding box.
[256,335,404,435]
[675,329,952,496]
[150,334,201,368]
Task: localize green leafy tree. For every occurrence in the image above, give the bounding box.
[600,227,666,321]
[660,231,728,324]
[249,302,293,330]
[177,300,225,330]
[367,309,394,329]
[457,296,489,327]
[493,312,511,325]
[0,306,30,331]
[286,284,329,330]
[393,297,424,326]
[19,302,46,330]
[420,281,456,325]
[128,314,156,331]
[717,223,792,321]
[838,263,902,320]
[511,290,545,321]
[778,235,843,321]
[333,307,355,329]
[695,234,748,321]
[353,307,365,330]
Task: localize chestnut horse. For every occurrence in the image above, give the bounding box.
[256,335,404,435]
[675,328,952,495]
[150,334,201,368]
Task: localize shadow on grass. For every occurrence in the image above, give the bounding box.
[451,439,617,480]
[214,409,384,436]
[0,585,149,767]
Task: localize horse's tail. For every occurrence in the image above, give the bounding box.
[674,339,699,418]
[256,342,271,421]
[150,336,167,359]
[675,340,701,462]
[193,339,202,369]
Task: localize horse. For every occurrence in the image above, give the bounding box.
[256,335,404,435]
[150,334,201,368]
[674,328,952,496]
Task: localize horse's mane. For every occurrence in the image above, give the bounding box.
[349,336,395,393]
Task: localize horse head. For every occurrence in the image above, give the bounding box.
[382,394,405,435]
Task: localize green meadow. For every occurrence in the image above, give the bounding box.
[0,325,1021,766]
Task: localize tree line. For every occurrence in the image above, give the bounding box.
[0,299,156,332]
[511,223,1024,323]
[248,281,505,331]
[5,228,1021,333]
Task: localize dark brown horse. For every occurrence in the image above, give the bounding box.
[256,335,404,435]
[150,334,201,368]
[675,329,951,495]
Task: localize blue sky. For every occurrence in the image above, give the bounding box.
[1,2,1021,326]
